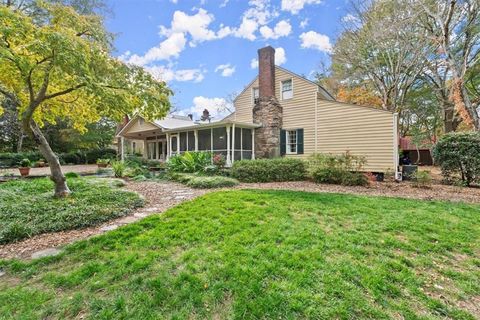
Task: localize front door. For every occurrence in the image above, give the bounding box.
[157,140,166,161]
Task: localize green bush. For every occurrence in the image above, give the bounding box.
[231,158,306,183]
[65,172,80,178]
[307,153,369,186]
[85,148,116,164]
[167,151,212,173]
[186,176,239,189]
[0,151,42,168]
[59,150,86,165]
[413,170,432,189]
[433,132,480,186]
[19,158,31,168]
[111,161,127,178]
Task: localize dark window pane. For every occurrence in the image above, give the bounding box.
[198,129,211,151]
[213,127,227,150]
[242,129,252,150]
[188,131,195,151]
[234,151,242,161]
[180,132,187,152]
[242,151,252,160]
[171,136,178,152]
[234,128,241,149]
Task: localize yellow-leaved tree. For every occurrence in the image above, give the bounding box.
[0,3,172,197]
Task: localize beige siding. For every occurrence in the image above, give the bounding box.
[316,99,395,172]
[234,67,319,152]
[125,117,158,134]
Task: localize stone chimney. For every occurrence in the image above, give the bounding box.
[253,46,283,158]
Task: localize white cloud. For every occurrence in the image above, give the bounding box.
[250,47,287,68]
[147,65,205,83]
[215,63,236,77]
[281,0,322,14]
[299,31,332,53]
[220,0,229,7]
[234,17,259,40]
[181,96,231,120]
[159,9,217,46]
[170,0,178,3]
[299,18,309,29]
[126,32,187,65]
[259,20,292,39]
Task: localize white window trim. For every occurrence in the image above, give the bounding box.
[286,130,298,155]
[281,79,293,100]
[252,87,259,105]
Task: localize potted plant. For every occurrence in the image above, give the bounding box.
[96,158,110,168]
[37,159,46,167]
[18,158,31,177]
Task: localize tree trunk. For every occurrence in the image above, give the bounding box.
[29,121,71,197]
[17,126,24,152]
[443,106,460,133]
[451,77,480,131]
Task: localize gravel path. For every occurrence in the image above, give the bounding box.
[0,180,208,260]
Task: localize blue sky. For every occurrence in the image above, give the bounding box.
[105,0,350,120]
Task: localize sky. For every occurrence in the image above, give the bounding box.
[105,0,351,120]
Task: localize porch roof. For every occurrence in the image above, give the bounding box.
[161,120,261,133]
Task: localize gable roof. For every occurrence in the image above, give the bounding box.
[153,114,195,129]
[233,65,335,103]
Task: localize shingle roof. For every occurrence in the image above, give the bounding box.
[153,115,195,129]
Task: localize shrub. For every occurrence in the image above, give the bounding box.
[96,158,110,165]
[167,151,212,173]
[186,176,239,189]
[433,132,480,186]
[132,175,148,181]
[125,155,149,167]
[231,158,306,183]
[307,153,369,186]
[413,171,432,189]
[59,150,86,165]
[212,154,226,167]
[0,151,42,168]
[85,148,117,164]
[111,161,127,178]
[19,158,31,168]
[65,172,80,178]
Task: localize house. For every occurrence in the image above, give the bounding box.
[117,46,399,173]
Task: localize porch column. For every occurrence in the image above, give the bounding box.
[143,139,147,159]
[166,133,170,160]
[120,136,125,161]
[194,130,198,151]
[251,129,255,160]
[226,126,231,166]
[231,124,235,163]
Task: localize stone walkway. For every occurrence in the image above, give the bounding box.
[0,180,209,260]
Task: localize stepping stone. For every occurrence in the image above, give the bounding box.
[100,224,119,232]
[31,248,62,259]
[134,212,149,218]
[0,269,5,277]
[117,216,139,224]
[145,207,160,212]
[174,195,187,200]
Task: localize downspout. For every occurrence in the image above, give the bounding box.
[393,113,400,179]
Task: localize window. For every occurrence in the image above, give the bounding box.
[281,79,293,100]
[132,142,136,153]
[253,87,259,104]
[286,130,297,154]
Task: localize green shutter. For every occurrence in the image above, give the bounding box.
[297,129,304,154]
[280,129,286,156]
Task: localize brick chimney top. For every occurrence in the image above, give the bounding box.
[258,46,275,99]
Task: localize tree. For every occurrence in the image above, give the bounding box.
[332,0,427,114]
[0,3,172,197]
[200,109,212,122]
[415,0,480,130]
[336,85,383,108]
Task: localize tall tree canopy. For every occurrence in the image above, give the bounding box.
[0,3,172,196]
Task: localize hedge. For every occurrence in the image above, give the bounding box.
[231,158,306,183]
[0,148,117,167]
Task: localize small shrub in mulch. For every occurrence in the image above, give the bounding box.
[168,172,239,189]
[231,158,306,183]
[307,153,369,187]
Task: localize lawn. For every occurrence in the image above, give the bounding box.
[0,177,144,244]
[1,190,479,319]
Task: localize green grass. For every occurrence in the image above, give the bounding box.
[0,177,144,244]
[1,190,479,319]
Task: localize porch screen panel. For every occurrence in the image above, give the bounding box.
[180,132,187,152]
[213,128,227,151]
[198,129,211,151]
[187,131,195,151]
[242,129,252,150]
[234,128,241,149]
